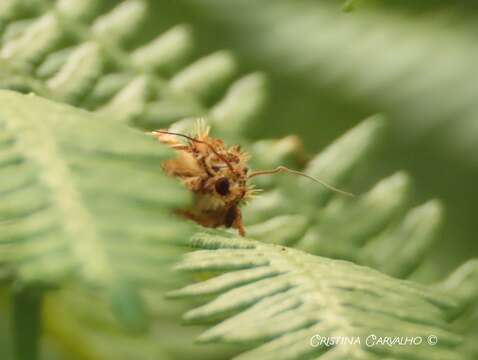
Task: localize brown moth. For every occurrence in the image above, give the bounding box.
[152,122,352,236]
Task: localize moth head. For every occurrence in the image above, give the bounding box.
[153,130,354,199]
[213,174,249,205]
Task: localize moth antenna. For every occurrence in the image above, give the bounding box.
[153,129,198,143]
[248,166,355,197]
[152,130,236,174]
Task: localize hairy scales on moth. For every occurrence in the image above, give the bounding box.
[152,122,353,236]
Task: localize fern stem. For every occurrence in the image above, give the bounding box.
[11,286,43,360]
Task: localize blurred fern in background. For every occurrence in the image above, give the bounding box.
[1,0,478,359]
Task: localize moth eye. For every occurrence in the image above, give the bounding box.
[215,177,230,196]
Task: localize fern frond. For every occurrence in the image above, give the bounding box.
[236,116,444,279]
[170,232,463,360]
[0,90,192,328]
[0,0,267,133]
[44,287,174,360]
[433,260,478,359]
[43,284,243,360]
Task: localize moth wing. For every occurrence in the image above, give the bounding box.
[162,151,203,177]
[152,130,188,150]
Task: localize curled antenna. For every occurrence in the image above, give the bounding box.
[248,166,355,197]
[152,130,236,174]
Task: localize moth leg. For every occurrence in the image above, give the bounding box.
[225,206,246,236]
[234,207,246,237]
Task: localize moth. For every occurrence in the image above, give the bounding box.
[152,123,352,236]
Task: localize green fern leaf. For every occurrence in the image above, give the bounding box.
[0,90,192,329]
[237,116,443,279]
[437,260,478,359]
[0,0,267,133]
[43,286,174,360]
[170,232,463,360]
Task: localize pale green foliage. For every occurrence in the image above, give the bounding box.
[44,287,174,360]
[0,90,192,329]
[0,0,267,133]
[242,116,443,279]
[43,284,242,360]
[170,232,462,360]
[437,260,478,358]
